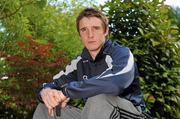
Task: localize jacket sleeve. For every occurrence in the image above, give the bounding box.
[42,56,81,90]
[62,47,135,99]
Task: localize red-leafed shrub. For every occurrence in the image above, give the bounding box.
[0,36,69,118]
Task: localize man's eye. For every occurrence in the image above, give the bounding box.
[93,26,101,30]
[80,28,87,32]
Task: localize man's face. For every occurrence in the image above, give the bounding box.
[79,17,108,53]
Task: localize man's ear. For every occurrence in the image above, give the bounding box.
[105,27,109,36]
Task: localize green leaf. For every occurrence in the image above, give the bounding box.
[137,27,144,35]
[149,23,156,30]
[152,41,160,46]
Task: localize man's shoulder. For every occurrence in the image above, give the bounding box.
[105,40,130,56]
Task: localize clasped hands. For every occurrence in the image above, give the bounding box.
[40,88,70,116]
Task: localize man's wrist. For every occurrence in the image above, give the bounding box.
[61,87,69,98]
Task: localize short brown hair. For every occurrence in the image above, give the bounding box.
[76,8,108,33]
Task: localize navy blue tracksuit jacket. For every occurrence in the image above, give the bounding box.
[43,40,145,110]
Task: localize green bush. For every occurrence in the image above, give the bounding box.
[103,0,180,118]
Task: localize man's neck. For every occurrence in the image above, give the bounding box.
[89,49,101,60]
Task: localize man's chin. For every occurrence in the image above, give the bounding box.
[86,45,103,52]
[87,47,97,51]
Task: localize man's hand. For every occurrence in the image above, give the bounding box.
[40,88,69,116]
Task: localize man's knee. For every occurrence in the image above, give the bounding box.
[82,94,120,119]
[87,94,111,102]
[87,94,119,106]
[85,94,117,112]
[88,94,139,110]
[83,94,144,119]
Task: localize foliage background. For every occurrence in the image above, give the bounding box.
[0,0,179,118]
[0,0,86,118]
[103,0,180,118]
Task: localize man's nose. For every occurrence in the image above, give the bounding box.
[88,29,94,38]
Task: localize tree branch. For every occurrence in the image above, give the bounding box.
[0,0,35,19]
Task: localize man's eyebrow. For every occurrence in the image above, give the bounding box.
[79,25,102,29]
[80,27,86,30]
[93,26,101,28]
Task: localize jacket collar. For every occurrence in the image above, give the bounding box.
[81,40,112,62]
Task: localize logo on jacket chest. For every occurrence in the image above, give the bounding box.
[83,75,88,80]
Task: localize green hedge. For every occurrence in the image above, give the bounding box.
[103,0,180,118]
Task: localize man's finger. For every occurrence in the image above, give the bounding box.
[61,102,68,108]
[48,108,54,117]
[60,98,70,108]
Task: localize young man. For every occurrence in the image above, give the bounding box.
[33,8,147,119]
